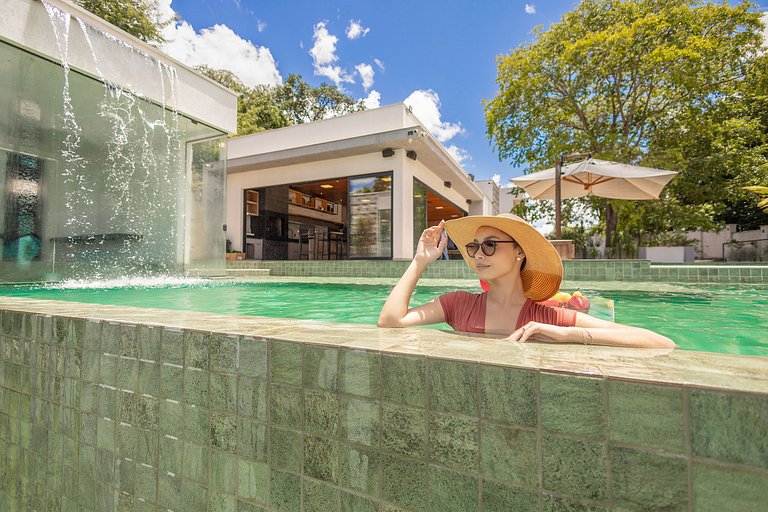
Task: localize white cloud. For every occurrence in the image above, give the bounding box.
[762,13,768,47]
[447,145,471,164]
[532,218,553,236]
[310,22,354,87]
[256,20,267,33]
[525,4,536,15]
[404,90,465,143]
[491,174,501,185]
[363,90,381,109]
[346,20,370,39]
[374,58,385,71]
[156,0,281,87]
[356,63,375,91]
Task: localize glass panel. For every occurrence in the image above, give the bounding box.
[413,179,428,253]
[186,138,227,275]
[349,173,392,258]
[0,39,225,282]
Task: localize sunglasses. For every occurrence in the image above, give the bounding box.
[465,240,518,257]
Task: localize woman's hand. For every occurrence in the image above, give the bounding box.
[507,321,564,343]
[414,220,448,265]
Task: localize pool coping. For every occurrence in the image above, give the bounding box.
[2,295,767,395]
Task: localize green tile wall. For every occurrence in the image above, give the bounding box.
[227,260,768,283]
[1,309,768,511]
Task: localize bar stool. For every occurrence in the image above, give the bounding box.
[329,231,344,260]
[298,230,314,260]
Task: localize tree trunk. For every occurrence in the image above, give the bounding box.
[605,202,618,255]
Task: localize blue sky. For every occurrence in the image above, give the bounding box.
[157,0,768,187]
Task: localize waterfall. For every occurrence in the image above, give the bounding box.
[41,1,184,279]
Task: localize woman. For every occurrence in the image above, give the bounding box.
[378,214,676,348]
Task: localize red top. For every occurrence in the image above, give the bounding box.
[438,291,577,334]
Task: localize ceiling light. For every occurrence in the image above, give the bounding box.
[435,206,444,209]
[381,177,391,182]
[321,184,333,189]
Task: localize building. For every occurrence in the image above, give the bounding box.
[473,179,500,215]
[226,104,487,260]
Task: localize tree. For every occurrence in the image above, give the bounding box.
[198,70,365,136]
[274,74,365,124]
[486,0,765,249]
[75,0,169,44]
[196,66,288,135]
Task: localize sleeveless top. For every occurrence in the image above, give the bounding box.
[437,291,577,334]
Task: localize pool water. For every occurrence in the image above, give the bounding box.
[1,280,766,356]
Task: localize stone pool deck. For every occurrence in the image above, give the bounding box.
[1,295,767,511]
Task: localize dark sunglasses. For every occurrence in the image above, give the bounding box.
[465,240,518,257]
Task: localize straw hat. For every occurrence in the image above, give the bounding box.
[443,213,563,301]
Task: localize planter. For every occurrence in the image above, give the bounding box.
[550,239,575,260]
[225,252,245,261]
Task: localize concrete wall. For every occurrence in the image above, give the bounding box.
[687,225,768,260]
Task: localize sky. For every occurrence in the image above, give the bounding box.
[155,0,768,188]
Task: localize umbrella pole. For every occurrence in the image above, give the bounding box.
[555,156,562,239]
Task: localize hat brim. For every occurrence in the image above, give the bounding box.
[444,215,563,302]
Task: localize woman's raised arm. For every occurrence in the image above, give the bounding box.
[378,221,448,328]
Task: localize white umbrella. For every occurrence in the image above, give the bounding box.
[512,158,677,200]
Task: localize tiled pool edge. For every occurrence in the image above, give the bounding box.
[1,298,766,511]
[226,260,768,284]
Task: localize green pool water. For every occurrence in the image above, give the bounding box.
[1,280,766,356]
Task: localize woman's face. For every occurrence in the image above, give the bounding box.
[470,226,524,280]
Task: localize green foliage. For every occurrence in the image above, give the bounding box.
[75,0,169,44]
[197,69,364,136]
[743,186,768,213]
[274,75,366,124]
[486,0,763,167]
[486,0,767,249]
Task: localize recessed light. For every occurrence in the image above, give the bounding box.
[321,184,333,189]
[435,206,444,209]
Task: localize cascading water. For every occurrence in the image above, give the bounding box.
[41,1,185,281]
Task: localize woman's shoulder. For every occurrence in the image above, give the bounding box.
[437,290,484,308]
[439,290,483,301]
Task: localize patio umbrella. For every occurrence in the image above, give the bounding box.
[512,158,678,200]
[512,157,678,239]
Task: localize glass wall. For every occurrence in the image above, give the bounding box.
[0,39,225,282]
[413,179,428,253]
[186,138,227,275]
[348,173,392,258]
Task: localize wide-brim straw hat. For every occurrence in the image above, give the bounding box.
[444,213,563,302]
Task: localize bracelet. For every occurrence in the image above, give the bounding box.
[582,328,593,346]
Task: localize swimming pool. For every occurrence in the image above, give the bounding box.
[0,279,765,356]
